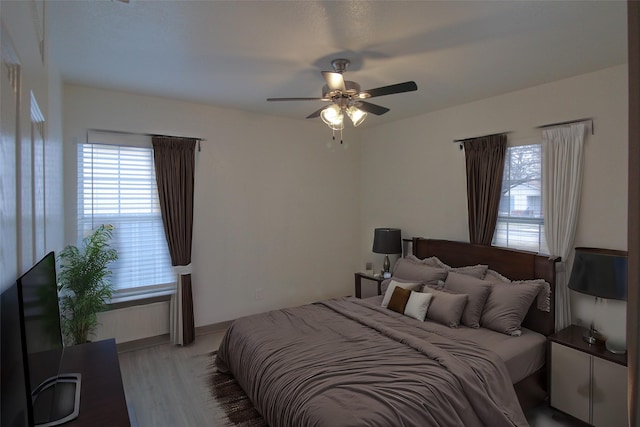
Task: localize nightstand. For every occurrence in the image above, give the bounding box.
[548,324,627,427]
[354,272,385,298]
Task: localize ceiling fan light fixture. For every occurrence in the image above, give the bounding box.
[346,106,367,127]
[266,58,418,142]
[321,104,344,130]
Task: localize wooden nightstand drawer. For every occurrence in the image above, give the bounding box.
[354,272,385,298]
[549,325,627,427]
[592,357,627,427]
[550,342,590,423]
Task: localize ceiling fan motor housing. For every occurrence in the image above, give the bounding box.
[331,58,350,73]
[322,80,362,100]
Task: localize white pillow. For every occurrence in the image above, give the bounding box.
[404,291,433,321]
[381,280,421,307]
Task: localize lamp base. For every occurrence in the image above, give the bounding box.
[605,341,627,355]
[382,255,390,275]
[583,322,602,345]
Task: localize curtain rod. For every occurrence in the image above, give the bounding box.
[452,131,511,143]
[536,117,594,135]
[452,131,511,150]
[88,128,206,151]
[88,128,206,141]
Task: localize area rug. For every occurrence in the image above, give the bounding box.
[207,351,267,427]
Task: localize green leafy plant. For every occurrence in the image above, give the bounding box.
[57,224,118,345]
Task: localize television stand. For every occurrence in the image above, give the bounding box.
[32,373,81,426]
[29,339,130,426]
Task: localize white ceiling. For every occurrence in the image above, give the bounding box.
[48,0,627,127]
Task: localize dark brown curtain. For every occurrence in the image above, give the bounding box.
[463,134,507,245]
[152,136,196,345]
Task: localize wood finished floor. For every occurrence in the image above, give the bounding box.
[119,330,227,427]
[119,331,587,427]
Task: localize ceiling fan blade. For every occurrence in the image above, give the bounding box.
[357,101,390,116]
[322,71,346,92]
[362,81,418,98]
[306,106,327,119]
[267,97,329,102]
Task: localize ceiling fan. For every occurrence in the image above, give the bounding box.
[267,59,418,136]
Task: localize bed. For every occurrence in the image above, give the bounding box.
[215,238,559,427]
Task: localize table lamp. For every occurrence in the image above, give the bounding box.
[372,228,402,278]
[567,247,627,352]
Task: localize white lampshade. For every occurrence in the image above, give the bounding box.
[346,106,367,127]
[320,104,344,130]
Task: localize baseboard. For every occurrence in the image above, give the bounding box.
[117,334,170,353]
[116,320,232,353]
[195,320,232,336]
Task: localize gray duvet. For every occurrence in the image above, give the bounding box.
[215,297,529,427]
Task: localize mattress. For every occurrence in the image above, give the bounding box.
[366,295,547,384]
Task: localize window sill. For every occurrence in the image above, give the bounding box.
[106,284,176,311]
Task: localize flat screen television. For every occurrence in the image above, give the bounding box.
[1,252,81,427]
[1,282,31,427]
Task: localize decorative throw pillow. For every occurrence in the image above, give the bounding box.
[483,269,511,283]
[381,277,423,295]
[406,254,439,265]
[484,269,551,312]
[392,257,448,285]
[420,256,488,279]
[423,280,445,291]
[443,272,492,328]
[416,256,441,268]
[387,287,412,314]
[425,289,468,328]
[480,282,543,336]
[513,279,551,312]
[404,291,433,321]
[381,280,422,308]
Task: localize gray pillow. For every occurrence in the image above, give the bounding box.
[424,288,468,328]
[480,282,543,336]
[392,258,448,285]
[419,256,488,279]
[406,254,439,265]
[424,280,445,291]
[484,269,551,312]
[381,276,423,295]
[443,272,492,328]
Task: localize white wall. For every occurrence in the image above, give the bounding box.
[0,1,64,295]
[64,67,628,345]
[63,85,361,342]
[360,65,628,345]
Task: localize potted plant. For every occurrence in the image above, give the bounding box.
[57,224,118,345]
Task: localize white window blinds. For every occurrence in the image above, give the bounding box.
[77,139,174,291]
[493,144,549,254]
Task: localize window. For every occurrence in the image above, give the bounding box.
[77,142,174,292]
[493,144,549,253]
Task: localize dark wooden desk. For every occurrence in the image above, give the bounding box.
[30,339,130,426]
